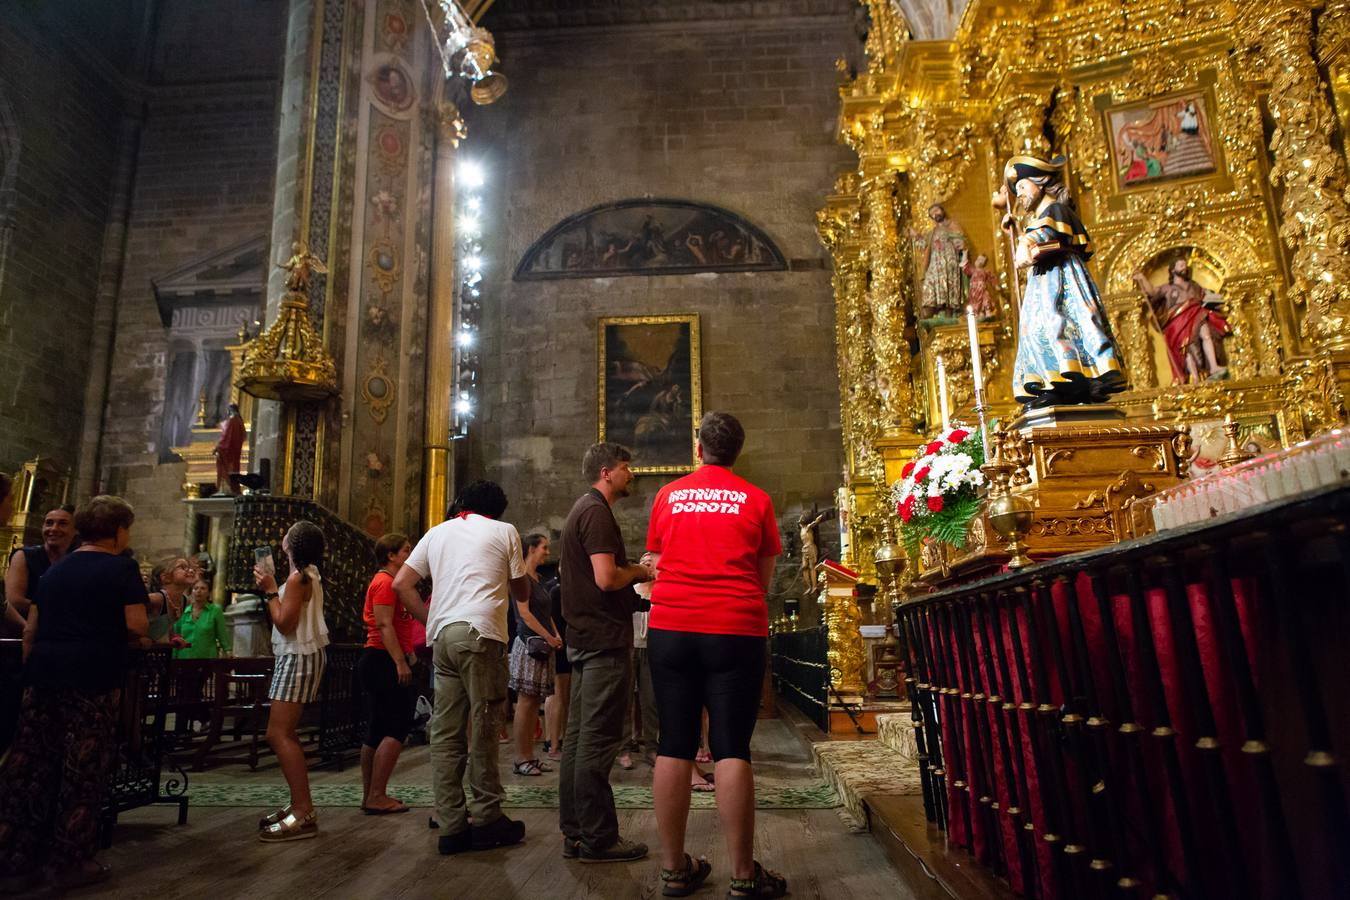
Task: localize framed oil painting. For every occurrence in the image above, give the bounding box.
[1107,91,1217,190]
[598,315,702,474]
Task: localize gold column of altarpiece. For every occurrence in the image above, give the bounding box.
[819,0,1350,583]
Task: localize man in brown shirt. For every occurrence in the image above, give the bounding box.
[558,442,652,862]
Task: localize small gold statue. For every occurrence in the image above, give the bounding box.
[279,241,328,295]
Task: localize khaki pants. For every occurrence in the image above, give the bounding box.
[431,622,507,834]
[558,646,631,851]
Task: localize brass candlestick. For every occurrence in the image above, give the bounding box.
[982,424,1034,569]
[1217,414,1255,468]
[873,518,906,661]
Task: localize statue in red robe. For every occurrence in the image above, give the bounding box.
[1133,258,1230,384]
[214,403,245,493]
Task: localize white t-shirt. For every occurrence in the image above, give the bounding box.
[404,513,526,645]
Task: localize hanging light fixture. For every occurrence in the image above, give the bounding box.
[421,0,508,105]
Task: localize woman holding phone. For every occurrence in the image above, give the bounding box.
[253,521,329,842]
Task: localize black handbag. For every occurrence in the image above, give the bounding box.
[525,636,551,661]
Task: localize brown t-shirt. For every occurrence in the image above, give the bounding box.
[560,488,640,651]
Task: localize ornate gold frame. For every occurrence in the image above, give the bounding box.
[597,314,702,475]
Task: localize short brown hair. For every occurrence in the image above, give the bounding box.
[75,495,135,541]
[698,411,745,466]
[374,532,409,567]
[582,442,632,483]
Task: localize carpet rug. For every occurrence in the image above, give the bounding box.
[178,781,839,810]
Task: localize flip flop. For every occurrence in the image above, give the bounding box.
[691,777,715,793]
[362,803,411,816]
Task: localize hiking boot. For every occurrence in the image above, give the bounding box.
[562,836,581,858]
[470,814,526,850]
[438,829,471,855]
[579,836,649,863]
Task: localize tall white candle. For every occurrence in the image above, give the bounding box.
[936,354,951,432]
[966,305,984,399]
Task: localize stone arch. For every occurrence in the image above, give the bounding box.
[1099,219,1267,296]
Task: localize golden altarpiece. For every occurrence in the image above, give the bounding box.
[819,0,1350,589]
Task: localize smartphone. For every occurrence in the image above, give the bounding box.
[254,546,275,576]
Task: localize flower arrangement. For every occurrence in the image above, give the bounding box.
[889,423,986,556]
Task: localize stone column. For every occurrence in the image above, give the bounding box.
[253,0,320,482]
[423,104,460,530]
[863,170,915,432]
[1260,2,1350,352]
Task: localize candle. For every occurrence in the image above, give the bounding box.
[966,305,984,398]
[966,304,989,451]
[936,354,951,432]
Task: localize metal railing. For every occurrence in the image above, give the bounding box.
[771,625,831,733]
[896,482,1350,899]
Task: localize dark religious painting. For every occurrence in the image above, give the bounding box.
[516,199,785,279]
[599,315,702,474]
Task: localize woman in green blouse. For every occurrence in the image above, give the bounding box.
[173,578,232,659]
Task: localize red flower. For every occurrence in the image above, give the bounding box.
[948,428,970,443]
[913,467,930,483]
[927,495,945,513]
[926,440,944,455]
[899,505,913,523]
[898,495,915,522]
[901,461,915,478]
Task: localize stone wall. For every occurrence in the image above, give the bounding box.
[469,5,857,612]
[0,9,123,474]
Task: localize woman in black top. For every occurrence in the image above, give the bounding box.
[0,496,150,893]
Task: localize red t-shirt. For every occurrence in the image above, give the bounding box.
[646,465,782,637]
[364,571,415,653]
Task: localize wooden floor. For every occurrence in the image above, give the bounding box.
[82,719,919,899]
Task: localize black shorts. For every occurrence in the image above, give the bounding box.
[357,647,415,747]
[647,628,766,762]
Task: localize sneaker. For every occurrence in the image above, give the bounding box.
[438,829,472,855]
[470,814,526,851]
[579,836,649,863]
[562,836,581,859]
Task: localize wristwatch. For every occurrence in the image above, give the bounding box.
[264,591,280,601]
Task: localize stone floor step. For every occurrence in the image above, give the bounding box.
[811,738,922,832]
[876,713,918,761]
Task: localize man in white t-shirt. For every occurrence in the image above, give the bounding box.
[394,480,529,855]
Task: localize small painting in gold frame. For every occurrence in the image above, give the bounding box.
[1106,91,1217,190]
[598,314,702,474]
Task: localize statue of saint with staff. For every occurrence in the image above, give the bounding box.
[997,155,1127,410]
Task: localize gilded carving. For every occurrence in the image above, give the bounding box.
[864,172,916,430]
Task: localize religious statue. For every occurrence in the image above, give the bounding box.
[1132,256,1230,383]
[798,510,826,595]
[214,402,245,494]
[961,250,997,318]
[279,241,328,295]
[999,155,1126,409]
[911,203,968,319]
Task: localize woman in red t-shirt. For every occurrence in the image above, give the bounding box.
[645,412,786,899]
[357,532,418,815]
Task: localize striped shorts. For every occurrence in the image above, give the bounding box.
[269,650,327,704]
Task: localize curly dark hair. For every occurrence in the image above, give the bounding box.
[448,480,508,520]
[698,411,745,466]
[286,520,325,583]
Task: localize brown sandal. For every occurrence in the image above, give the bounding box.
[662,853,712,897]
[727,861,787,898]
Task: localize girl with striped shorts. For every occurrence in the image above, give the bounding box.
[253,520,330,842]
